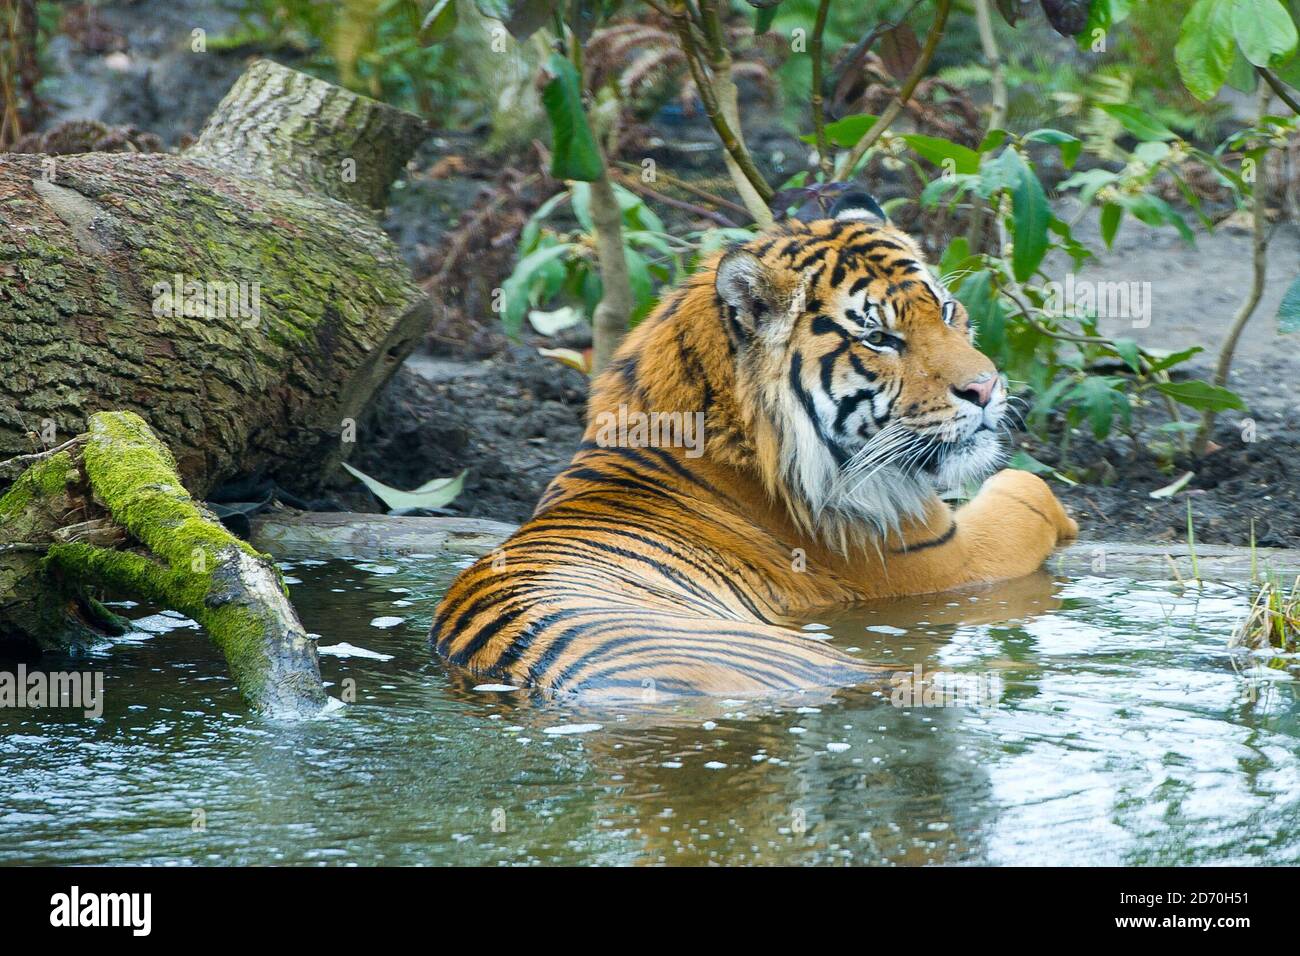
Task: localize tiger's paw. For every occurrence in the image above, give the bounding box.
[981,468,1078,545]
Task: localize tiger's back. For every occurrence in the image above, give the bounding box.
[431,441,873,697]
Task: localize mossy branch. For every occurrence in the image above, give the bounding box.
[1,412,328,717]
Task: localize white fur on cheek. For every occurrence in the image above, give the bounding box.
[765,367,934,544]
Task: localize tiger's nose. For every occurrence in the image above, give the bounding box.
[952,374,997,408]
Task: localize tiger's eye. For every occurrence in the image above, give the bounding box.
[864,329,888,347]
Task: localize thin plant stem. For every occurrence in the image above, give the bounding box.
[1257,66,1300,115]
[1193,80,1272,456]
[811,0,834,179]
[667,0,774,219]
[966,0,1006,252]
[834,0,952,181]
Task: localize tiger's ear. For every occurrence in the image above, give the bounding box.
[715,249,775,324]
[830,191,887,224]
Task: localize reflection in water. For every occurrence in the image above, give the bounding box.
[0,556,1296,865]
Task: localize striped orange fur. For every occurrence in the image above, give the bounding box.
[430,201,1077,699]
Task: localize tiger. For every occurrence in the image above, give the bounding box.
[430,194,1078,699]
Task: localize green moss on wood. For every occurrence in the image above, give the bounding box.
[0,450,77,519]
[80,411,264,568]
[46,539,277,705]
[1,149,429,496]
[32,412,325,713]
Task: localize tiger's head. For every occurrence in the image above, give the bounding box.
[709,195,1006,537]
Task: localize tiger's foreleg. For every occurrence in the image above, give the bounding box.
[886,469,1077,591]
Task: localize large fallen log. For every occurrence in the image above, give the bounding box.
[0,60,433,709]
[1,411,327,717]
[0,59,431,497]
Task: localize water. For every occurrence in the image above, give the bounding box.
[1,553,1297,866]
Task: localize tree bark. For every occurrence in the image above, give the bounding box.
[0,59,432,498]
[186,58,426,211]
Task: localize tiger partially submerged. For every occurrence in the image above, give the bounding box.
[430,196,1077,698]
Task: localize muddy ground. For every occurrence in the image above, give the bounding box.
[25,1,1300,549]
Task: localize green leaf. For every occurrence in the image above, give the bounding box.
[418,0,458,45]
[978,128,1009,153]
[1031,377,1075,424]
[1058,167,1118,205]
[1049,215,1094,268]
[569,181,594,231]
[808,114,879,148]
[976,147,1019,197]
[1154,380,1247,412]
[1078,0,1132,51]
[955,270,1006,358]
[1069,376,1122,439]
[341,462,466,512]
[1277,276,1300,332]
[1117,193,1195,244]
[1226,45,1261,91]
[623,246,655,323]
[1133,139,1171,165]
[541,52,603,182]
[1175,0,1237,101]
[1006,450,1075,485]
[1110,337,1143,373]
[901,133,981,174]
[1099,202,1123,248]
[1146,345,1203,371]
[1233,0,1298,68]
[920,173,977,207]
[1101,103,1177,141]
[1277,40,1300,85]
[939,236,970,280]
[624,229,675,257]
[998,149,1050,282]
[1007,449,1054,475]
[519,190,569,251]
[502,242,577,334]
[1023,128,1083,168]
